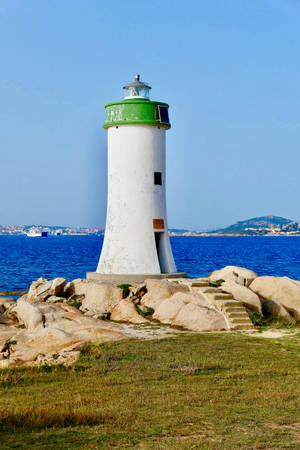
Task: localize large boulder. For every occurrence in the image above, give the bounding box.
[111,299,150,324]
[153,296,185,324]
[81,281,123,314]
[154,297,227,331]
[250,276,300,321]
[209,266,258,287]
[153,291,211,325]
[174,303,228,332]
[141,279,189,310]
[1,298,127,367]
[261,299,295,325]
[168,291,211,307]
[221,281,262,313]
[153,292,228,331]
[14,299,44,330]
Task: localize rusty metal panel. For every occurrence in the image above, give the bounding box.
[153,219,164,229]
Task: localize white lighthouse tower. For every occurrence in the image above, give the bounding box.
[88,75,186,283]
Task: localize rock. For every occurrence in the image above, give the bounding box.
[17,327,83,354]
[69,294,85,304]
[46,296,65,303]
[71,279,88,296]
[8,346,41,365]
[33,350,80,367]
[84,310,95,317]
[153,296,185,324]
[111,299,150,324]
[0,324,21,350]
[81,281,123,314]
[50,278,66,297]
[1,298,127,367]
[0,301,18,326]
[129,284,147,303]
[0,298,17,325]
[284,276,300,286]
[141,279,189,310]
[15,299,44,330]
[152,291,211,324]
[154,293,228,332]
[174,303,228,332]
[209,266,258,287]
[173,291,211,307]
[27,277,48,301]
[250,276,300,321]
[27,277,66,302]
[221,281,262,313]
[63,281,75,298]
[0,298,15,313]
[36,280,53,296]
[261,299,296,324]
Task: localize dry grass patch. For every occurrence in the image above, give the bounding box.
[0,332,300,448]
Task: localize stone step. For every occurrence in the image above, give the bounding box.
[213,294,234,300]
[193,283,254,331]
[192,277,210,283]
[224,305,247,310]
[192,278,210,283]
[231,323,254,330]
[229,317,252,324]
[226,312,250,319]
[197,287,221,293]
[191,281,210,288]
[219,300,244,308]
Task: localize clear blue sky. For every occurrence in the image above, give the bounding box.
[1,0,299,230]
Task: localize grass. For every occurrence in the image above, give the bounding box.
[0,332,300,448]
[117,284,131,298]
[70,300,82,309]
[209,279,225,288]
[136,305,155,318]
[251,313,296,331]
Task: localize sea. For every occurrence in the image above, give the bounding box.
[0,235,300,292]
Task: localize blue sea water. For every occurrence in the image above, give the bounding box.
[0,235,299,291]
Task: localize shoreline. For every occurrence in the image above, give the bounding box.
[1,233,300,237]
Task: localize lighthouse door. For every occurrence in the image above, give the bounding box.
[154,232,166,273]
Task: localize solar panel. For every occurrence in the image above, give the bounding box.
[157,105,169,124]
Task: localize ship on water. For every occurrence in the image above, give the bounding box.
[26,227,48,237]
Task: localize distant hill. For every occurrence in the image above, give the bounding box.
[214,216,294,234]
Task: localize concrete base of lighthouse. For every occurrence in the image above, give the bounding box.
[86,272,187,285]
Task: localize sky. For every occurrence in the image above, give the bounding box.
[0,0,300,230]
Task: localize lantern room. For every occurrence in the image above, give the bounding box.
[123,74,151,100]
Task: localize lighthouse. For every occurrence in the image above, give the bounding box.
[88,75,186,283]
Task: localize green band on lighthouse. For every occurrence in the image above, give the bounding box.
[103,99,171,129]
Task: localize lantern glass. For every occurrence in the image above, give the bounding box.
[124,86,150,99]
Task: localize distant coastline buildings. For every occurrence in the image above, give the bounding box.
[0,216,300,237]
[0,225,104,236]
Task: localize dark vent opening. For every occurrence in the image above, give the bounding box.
[154,172,162,185]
